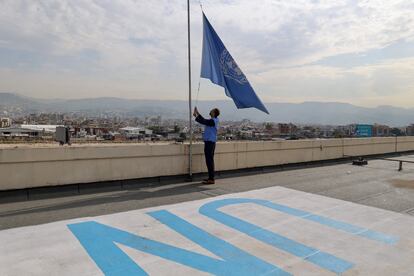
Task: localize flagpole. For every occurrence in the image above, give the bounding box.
[187,0,193,181]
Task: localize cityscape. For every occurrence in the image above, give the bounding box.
[1,110,413,144]
[2,1,414,275]
[2,93,414,144]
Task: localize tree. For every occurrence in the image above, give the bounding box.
[390,128,404,136]
[264,123,273,131]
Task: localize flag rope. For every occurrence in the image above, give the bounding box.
[195,0,203,108]
[195,78,201,107]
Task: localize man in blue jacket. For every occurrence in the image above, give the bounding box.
[193,107,220,184]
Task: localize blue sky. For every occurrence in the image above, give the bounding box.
[0,0,413,107]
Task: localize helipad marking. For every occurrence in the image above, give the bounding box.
[200,199,354,274]
[68,210,290,276]
[2,186,412,276]
[68,196,400,275]
[200,198,398,244]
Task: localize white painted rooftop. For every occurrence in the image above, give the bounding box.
[1,186,413,275]
[21,124,63,132]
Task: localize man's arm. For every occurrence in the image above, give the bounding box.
[195,115,215,127]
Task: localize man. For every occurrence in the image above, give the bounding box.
[193,107,220,184]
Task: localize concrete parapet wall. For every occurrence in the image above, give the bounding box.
[1,137,414,191]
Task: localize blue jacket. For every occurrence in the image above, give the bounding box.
[195,115,219,142]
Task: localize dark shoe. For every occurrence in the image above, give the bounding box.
[202,179,215,185]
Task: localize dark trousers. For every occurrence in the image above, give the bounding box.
[204,141,216,180]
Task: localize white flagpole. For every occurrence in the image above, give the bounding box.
[187,0,193,180]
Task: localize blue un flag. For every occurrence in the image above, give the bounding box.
[200,13,269,114]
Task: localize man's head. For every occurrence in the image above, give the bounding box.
[209,108,220,118]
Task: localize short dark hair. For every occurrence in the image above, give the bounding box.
[212,108,220,117]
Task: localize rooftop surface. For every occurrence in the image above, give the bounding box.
[1,155,414,275]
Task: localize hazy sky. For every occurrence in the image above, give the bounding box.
[0,0,413,107]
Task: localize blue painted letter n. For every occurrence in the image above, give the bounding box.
[68,210,291,276]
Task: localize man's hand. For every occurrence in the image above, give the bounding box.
[193,107,199,117]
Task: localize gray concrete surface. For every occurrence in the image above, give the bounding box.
[1,155,414,230]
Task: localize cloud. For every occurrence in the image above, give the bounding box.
[252,56,414,107]
[204,0,414,68]
[0,0,413,106]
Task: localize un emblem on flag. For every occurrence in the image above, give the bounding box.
[220,49,248,85]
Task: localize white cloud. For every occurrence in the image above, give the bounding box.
[204,0,414,67]
[0,0,413,105]
[252,56,414,107]
[0,1,188,68]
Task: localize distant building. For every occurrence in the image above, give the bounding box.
[334,125,353,137]
[119,127,153,140]
[145,116,162,127]
[0,117,11,128]
[0,124,64,139]
[21,124,62,133]
[0,127,42,138]
[372,124,390,137]
[102,132,123,141]
[253,131,271,140]
[406,125,414,136]
[355,124,373,137]
[167,133,180,140]
[239,130,253,139]
[277,123,297,136]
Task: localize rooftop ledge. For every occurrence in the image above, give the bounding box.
[1,137,414,191]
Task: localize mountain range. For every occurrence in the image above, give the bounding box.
[1,92,414,126]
